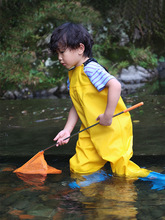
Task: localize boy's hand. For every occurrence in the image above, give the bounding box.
[96,113,112,126]
[53,129,70,146]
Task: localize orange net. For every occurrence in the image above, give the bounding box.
[13,151,62,175]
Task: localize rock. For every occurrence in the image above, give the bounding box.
[21,88,33,99]
[133,27,141,41]
[13,90,22,99]
[3,91,15,99]
[119,65,158,84]
[119,32,129,46]
[41,90,48,97]
[48,86,59,95]
[120,66,144,83]
[136,66,148,73]
[59,83,67,93]
[37,33,51,47]
[121,82,145,95]
[118,65,158,94]
[158,62,165,79]
[45,57,57,67]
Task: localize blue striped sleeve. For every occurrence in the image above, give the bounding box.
[84,61,115,91]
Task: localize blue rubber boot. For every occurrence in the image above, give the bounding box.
[69,170,111,189]
[139,171,165,190]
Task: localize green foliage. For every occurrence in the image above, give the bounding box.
[0,0,102,50]
[94,45,158,76]
[0,50,65,95]
[0,0,102,95]
[94,55,129,76]
[95,56,112,71]
[129,46,158,69]
[0,0,164,96]
[88,0,165,45]
[107,61,129,76]
[158,56,165,62]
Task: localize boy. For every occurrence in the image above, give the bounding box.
[50,22,150,177]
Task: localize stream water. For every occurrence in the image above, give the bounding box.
[0,80,165,219]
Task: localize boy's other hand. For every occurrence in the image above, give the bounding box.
[96,113,112,126]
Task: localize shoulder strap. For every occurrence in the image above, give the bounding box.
[84,58,109,72]
[83,58,98,67]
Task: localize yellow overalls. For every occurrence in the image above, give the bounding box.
[68,64,150,177]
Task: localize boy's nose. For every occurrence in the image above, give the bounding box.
[58,54,62,61]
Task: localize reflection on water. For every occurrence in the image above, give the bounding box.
[79,177,138,219]
[69,171,138,219]
[15,173,47,187]
[0,80,165,219]
[0,159,165,219]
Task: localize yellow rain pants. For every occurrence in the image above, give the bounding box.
[68,64,150,177]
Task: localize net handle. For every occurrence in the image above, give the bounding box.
[43,102,144,152]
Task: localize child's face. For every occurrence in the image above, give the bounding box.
[57,44,85,69]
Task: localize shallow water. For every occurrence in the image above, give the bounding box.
[0,81,165,219]
[0,157,165,220]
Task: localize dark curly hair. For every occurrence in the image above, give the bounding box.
[50,22,94,57]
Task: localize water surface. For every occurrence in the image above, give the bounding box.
[0,81,165,219]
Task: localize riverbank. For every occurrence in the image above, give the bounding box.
[2,61,165,100]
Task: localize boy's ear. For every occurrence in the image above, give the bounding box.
[78,43,85,55]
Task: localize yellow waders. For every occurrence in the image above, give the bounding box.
[68,64,150,177]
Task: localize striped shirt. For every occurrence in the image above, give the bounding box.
[67,61,115,91]
[84,61,114,91]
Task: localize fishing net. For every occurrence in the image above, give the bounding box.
[13,151,62,175]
